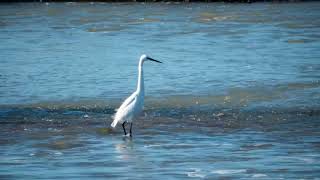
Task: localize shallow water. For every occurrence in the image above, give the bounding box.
[0,2,320,179]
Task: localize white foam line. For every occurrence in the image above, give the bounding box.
[187,168,206,178]
[252,174,268,178]
[211,169,247,175]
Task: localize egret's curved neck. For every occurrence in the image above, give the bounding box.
[137,60,144,95]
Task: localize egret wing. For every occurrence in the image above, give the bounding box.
[111,92,138,127]
[118,92,137,110]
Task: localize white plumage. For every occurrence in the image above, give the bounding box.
[111,54,162,137]
[111,91,143,127]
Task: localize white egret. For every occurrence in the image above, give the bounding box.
[111,54,162,137]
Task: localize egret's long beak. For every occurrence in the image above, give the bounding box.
[147,57,162,63]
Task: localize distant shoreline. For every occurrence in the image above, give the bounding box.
[0,0,317,3]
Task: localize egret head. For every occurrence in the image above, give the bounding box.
[140,54,162,64]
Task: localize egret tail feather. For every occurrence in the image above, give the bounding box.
[111,120,118,128]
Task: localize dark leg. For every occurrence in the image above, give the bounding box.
[129,123,133,137]
[122,122,127,135]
